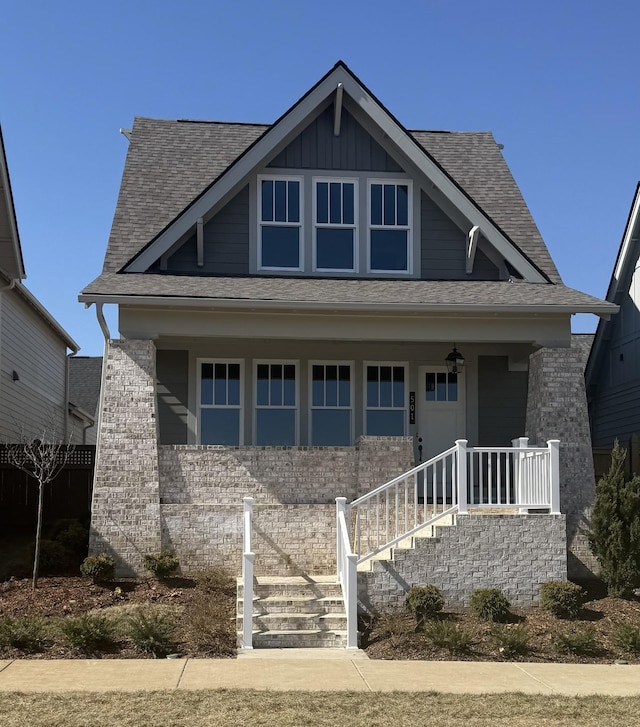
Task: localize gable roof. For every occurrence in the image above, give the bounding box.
[69,356,103,418]
[100,61,559,284]
[0,125,26,281]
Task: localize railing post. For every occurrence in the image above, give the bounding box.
[346,553,359,649]
[456,439,468,515]
[512,437,529,513]
[548,440,561,515]
[336,497,346,584]
[242,496,254,650]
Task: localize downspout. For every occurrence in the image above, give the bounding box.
[0,278,17,293]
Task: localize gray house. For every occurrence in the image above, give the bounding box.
[81,62,615,647]
[586,183,640,473]
[0,126,84,445]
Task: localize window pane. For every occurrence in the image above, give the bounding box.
[283,365,296,406]
[366,366,379,407]
[312,365,324,407]
[316,228,354,270]
[256,409,296,445]
[317,182,328,224]
[261,180,273,222]
[288,181,300,223]
[425,372,436,401]
[201,409,240,445]
[274,180,287,222]
[448,373,458,402]
[339,366,351,406]
[201,363,213,405]
[366,410,404,436]
[397,185,408,226]
[228,364,240,406]
[270,364,282,405]
[325,365,338,407]
[371,184,382,225]
[262,226,299,268]
[436,372,447,401]
[257,364,269,406]
[343,184,354,225]
[393,367,405,407]
[383,184,395,225]
[330,183,341,224]
[214,363,227,405]
[370,229,408,271]
[312,410,351,446]
[379,366,392,407]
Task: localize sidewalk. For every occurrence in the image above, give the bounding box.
[1,651,640,695]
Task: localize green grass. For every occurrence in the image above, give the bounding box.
[0,691,639,726]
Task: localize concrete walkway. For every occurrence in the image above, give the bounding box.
[1,652,640,696]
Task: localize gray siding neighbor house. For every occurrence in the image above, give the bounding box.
[586,183,640,469]
[80,62,616,647]
[0,126,82,445]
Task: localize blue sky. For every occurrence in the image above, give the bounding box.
[0,0,637,356]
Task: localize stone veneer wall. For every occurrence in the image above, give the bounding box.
[358,514,567,612]
[525,342,598,580]
[89,340,161,576]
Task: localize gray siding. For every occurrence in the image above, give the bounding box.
[157,349,189,444]
[477,356,527,445]
[161,186,250,275]
[0,288,67,442]
[268,105,403,172]
[420,192,499,280]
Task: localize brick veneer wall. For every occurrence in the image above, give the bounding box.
[358,514,567,612]
[525,342,598,579]
[89,339,161,576]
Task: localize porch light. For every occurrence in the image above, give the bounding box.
[445,346,465,375]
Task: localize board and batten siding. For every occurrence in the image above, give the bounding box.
[0,288,67,442]
[477,355,528,446]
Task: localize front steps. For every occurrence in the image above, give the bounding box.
[237,575,348,649]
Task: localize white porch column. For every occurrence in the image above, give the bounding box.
[548,440,561,515]
[456,439,468,515]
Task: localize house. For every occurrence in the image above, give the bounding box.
[68,356,102,445]
[80,62,616,646]
[586,183,640,476]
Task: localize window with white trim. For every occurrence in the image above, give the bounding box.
[313,179,357,272]
[198,360,242,445]
[258,177,303,270]
[365,363,407,435]
[368,181,412,272]
[255,361,298,445]
[310,363,352,445]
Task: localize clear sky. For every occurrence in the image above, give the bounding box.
[1,0,638,356]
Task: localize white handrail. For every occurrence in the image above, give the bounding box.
[241,496,254,650]
[335,497,358,649]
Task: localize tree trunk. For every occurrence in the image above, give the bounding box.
[32,481,44,590]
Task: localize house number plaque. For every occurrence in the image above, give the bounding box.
[409,391,416,424]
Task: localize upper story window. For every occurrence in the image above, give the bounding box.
[258,176,303,270]
[368,181,412,273]
[313,179,357,272]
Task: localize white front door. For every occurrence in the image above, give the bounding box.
[417,366,466,461]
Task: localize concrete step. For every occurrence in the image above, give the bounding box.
[238,575,343,600]
[237,595,345,615]
[251,629,348,649]
[245,613,347,632]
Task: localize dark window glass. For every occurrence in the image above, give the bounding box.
[201,409,240,445]
[317,182,328,224]
[330,183,341,224]
[379,366,392,407]
[339,366,351,406]
[383,184,395,225]
[274,180,287,222]
[343,184,354,225]
[201,363,213,405]
[256,364,269,406]
[261,180,273,222]
[312,410,351,446]
[436,372,447,401]
[228,364,240,406]
[448,373,458,402]
[370,229,408,271]
[366,410,405,436]
[270,364,282,405]
[288,181,300,223]
[425,372,436,401]
[396,185,408,226]
[370,184,382,225]
[325,365,338,407]
[214,363,227,405]
[393,366,405,407]
[367,366,379,407]
[283,365,296,406]
[256,409,296,445]
[316,228,354,270]
[312,365,324,407]
[262,226,299,268]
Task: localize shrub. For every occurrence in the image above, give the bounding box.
[0,616,46,652]
[193,567,236,596]
[60,613,115,653]
[469,588,511,622]
[539,581,584,619]
[424,620,472,655]
[127,608,176,657]
[587,442,640,597]
[80,554,115,583]
[492,625,530,658]
[553,625,599,656]
[143,551,179,579]
[55,521,89,556]
[614,623,640,654]
[182,595,235,657]
[37,539,69,575]
[405,585,444,628]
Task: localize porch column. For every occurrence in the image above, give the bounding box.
[89,339,161,576]
[525,340,597,579]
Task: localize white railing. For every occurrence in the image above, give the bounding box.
[241,496,254,650]
[335,497,358,649]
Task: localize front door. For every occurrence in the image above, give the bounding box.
[417,366,466,461]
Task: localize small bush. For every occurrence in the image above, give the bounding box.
[80,554,115,583]
[0,616,46,652]
[193,567,236,596]
[492,625,530,658]
[614,623,640,654]
[540,581,584,619]
[553,625,599,656]
[405,585,444,628]
[469,588,511,623]
[60,613,115,653]
[37,539,70,575]
[424,619,472,655]
[182,595,235,656]
[55,521,89,556]
[143,551,179,579]
[376,611,412,643]
[127,608,176,657]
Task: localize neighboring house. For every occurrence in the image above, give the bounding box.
[68,356,102,445]
[0,125,81,444]
[586,183,640,475]
[80,62,616,645]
